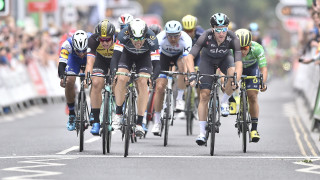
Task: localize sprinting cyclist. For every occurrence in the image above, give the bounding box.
[58,30,91,131]
[234,29,268,142]
[118,13,134,31]
[151,20,193,135]
[85,19,116,135]
[181,15,204,66]
[111,18,159,137]
[184,13,242,145]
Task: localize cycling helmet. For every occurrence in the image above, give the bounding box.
[72,30,88,52]
[149,24,162,35]
[249,22,259,32]
[128,18,148,38]
[165,20,182,34]
[118,13,133,30]
[228,21,237,31]
[182,15,197,30]
[95,19,116,38]
[235,29,252,47]
[210,13,230,27]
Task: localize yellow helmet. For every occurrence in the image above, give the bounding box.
[235,29,252,47]
[182,15,197,30]
[228,21,237,31]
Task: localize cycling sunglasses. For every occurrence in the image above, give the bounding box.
[241,46,250,51]
[167,33,181,38]
[131,36,145,41]
[214,27,228,33]
[74,48,87,54]
[99,37,113,42]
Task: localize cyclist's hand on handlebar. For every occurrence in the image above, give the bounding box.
[260,84,267,92]
[188,74,197,87]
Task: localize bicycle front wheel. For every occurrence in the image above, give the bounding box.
[241,91,248,153]
[164,89,171,147]
[185,86,193,135]
[124,93,133,157]
[209,94,218,156]
[79,91,85,152]
[102,91,111,154]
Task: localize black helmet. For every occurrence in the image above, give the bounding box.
[210,13,230,27]
[95,19,116,37]
[149,24,162,35]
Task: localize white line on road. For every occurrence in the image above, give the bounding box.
[85,137,100,143]
[56,146,79,155]
[294,159,320,175]
[1,155,320,159]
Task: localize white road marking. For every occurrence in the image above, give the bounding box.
[294,159,320,175]
[84,137,100,143]
[1,155,320,159]
[2,157,76,180]
[56,146,79,155]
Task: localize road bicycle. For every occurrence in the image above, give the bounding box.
[235,74,263,153]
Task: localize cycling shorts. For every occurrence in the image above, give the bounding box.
[160,53,182,71]
[65,54,87,74]
[118,48,152,74]
[92,53,111,75]
[199,52,235,90]
[243,62,260,90]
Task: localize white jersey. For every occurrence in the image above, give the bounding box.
[157,31,192,57]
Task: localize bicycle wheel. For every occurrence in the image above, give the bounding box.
[209,94,217,156]
[79,90,85,152]
[240,91,248,153]
[124,93,133,157]
[102,91,110,154]
[164,89,171,146]
[185,86,192,135]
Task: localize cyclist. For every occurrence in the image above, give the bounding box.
[228,21,237,32]
[111,18,160,136]
[84,20,116,135]
[234,29,268,142]
[181,15,204,66]
[151,20,193,135]
[58,30,92,131]
[184,13,242,145]
[248,22,262,45]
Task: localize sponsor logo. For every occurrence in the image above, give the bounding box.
[226,36,232,42]
[208,35,212,39]
[149,35,156,40]
[210,48,228,54]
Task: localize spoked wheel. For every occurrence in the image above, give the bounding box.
[79,91,85,152]
[102,92,111,154]
[164,90,171,147]
[124,94,134,157]
[185,86,193,135]
[209,95,218,156]
[241,92,248,153]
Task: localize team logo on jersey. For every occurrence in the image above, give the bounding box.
[208,35,212,40]
[149,35,156,40]
[60,49,69,59]
[226,36,232,42]
[87,48,91,53]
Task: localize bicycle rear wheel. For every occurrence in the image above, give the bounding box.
[79,91,85,152]
[164,89,171,146]
[240,91,248,153]
[209,94,217,156]
[185,86,193,135]
[102,92,111,154]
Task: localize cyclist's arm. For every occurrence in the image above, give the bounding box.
[110,40,124,74]
[58,40,71,78]
[187,31,208,73]
[85,35,98,75]
[151,49,160,80]
[230,32,242,81]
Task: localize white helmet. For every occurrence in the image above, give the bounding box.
[118,13,134,25]
[128,18,148,38]
[72,30,88,52]
[165,20,182,34]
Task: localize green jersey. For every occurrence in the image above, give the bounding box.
[242,41,267,68]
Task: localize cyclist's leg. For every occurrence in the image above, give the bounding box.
[176,56,187,111]
[65,55,82,130]
[219,53,235,116]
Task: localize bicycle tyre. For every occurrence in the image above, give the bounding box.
[209,93,217,156]
[79,90,85,152]
[164,89,171,146]
[124,93,133,157]
[241,91,247,153]
[185,86,192,135]
[102,91,110,154]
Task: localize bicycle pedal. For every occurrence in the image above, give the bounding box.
[153,132,161,136]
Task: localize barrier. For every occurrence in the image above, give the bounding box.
[0,59,64,115]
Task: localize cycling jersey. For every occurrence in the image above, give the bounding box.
[192,26,204,66]
[114,27,159,54]
[190,29,241,61]
[157,30,192,57]
[242,41,267,69]
[58,32,92,75]
[87,33,115,59]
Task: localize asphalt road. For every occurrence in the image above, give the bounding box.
[0,76,319,180]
